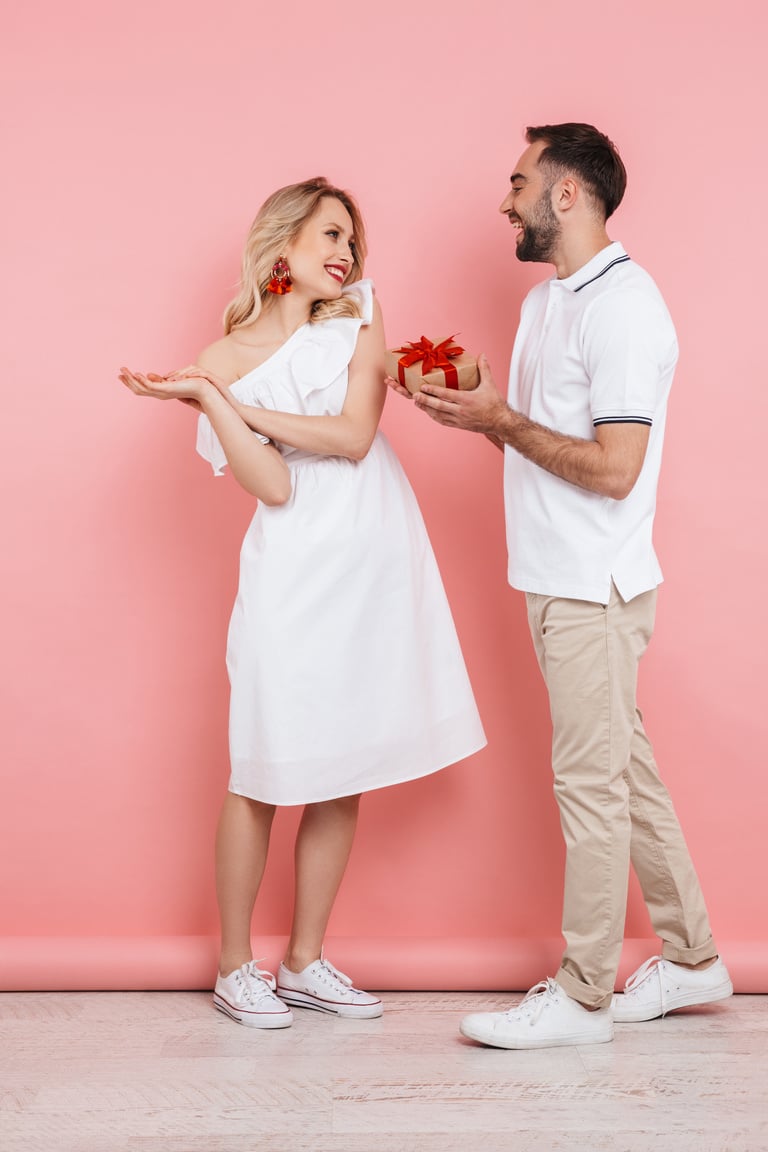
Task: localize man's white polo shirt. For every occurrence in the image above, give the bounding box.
[503,242,678,604]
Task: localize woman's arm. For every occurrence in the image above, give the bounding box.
[197,384,292,503]
[119,368,292,505]
[202,299,388,461]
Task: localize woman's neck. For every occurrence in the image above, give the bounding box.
[259,292,313,340]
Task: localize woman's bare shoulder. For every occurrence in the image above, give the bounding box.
[195,335,239,384]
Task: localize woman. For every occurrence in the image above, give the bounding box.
[120,178,485,1028]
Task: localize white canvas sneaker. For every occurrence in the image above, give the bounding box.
[460,978,614,1050]
[612,955,733,1022]
[213,961,293,1029]
[277,957,383,1018]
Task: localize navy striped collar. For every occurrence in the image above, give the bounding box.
[557,243,630,293]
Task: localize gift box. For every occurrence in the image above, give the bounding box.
[385,336,479,395]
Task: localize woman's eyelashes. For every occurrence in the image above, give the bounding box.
[326,229,355,258]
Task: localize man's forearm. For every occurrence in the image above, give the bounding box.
[414,358,647,498]
[490,405,637,499]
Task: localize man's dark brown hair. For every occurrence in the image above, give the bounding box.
[526,123,627,220]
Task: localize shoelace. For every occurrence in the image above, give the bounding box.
[316,957,359,996]
[622,955,668,1014]
[509,978,559,1025]
[622,955,662,993]
[235,960,279,1006]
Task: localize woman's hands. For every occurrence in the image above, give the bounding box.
[118,365,233,412]
[118,366,207,409]
[165,365,231,393]
[119,363,291,504]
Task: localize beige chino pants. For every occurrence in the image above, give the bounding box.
[526,583,716,1008]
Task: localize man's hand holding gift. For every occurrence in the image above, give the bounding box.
[416,351,508,432]
[386,350,509,451]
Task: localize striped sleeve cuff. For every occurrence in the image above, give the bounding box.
[593,416,653,427]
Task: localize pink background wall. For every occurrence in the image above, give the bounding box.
[2,0,766,990]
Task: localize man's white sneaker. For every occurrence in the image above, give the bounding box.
[612,955,733,1022]
[459,978,613,1050]
[213,961,293,1028]
[277,957,383,1019]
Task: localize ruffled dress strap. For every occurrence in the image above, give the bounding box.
[340,276,374,325]
[196,278,374,475]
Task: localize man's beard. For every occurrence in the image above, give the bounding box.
[515,188,560,263]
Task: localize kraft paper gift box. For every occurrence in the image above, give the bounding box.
[385,336,480,395]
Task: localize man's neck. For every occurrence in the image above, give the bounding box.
[551,230,613,280]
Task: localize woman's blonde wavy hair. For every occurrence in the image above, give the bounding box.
[223,178,368,334]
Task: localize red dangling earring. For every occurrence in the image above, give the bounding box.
[267,256,293,295]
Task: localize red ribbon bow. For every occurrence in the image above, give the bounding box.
[394,335,464,389]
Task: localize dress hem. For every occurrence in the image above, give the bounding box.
[226,735,487,807]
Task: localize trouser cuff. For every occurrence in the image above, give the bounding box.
[661,937,717,966]
[555,965,613,1010]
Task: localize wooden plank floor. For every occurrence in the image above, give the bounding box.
[1,990,765,1151]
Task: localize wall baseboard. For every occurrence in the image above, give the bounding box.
[1,936,764,992]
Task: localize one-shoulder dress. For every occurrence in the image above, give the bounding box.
[196,278,486,804]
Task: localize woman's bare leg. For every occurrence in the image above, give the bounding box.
[283,794,361,972]
[216,792,276,976]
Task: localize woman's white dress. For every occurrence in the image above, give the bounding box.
[196,279,485,804]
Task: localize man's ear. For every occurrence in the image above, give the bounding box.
[553,177,579,213]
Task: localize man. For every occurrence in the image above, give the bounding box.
[409,123,732,1050]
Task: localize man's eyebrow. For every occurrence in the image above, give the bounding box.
[510,173,528,185]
